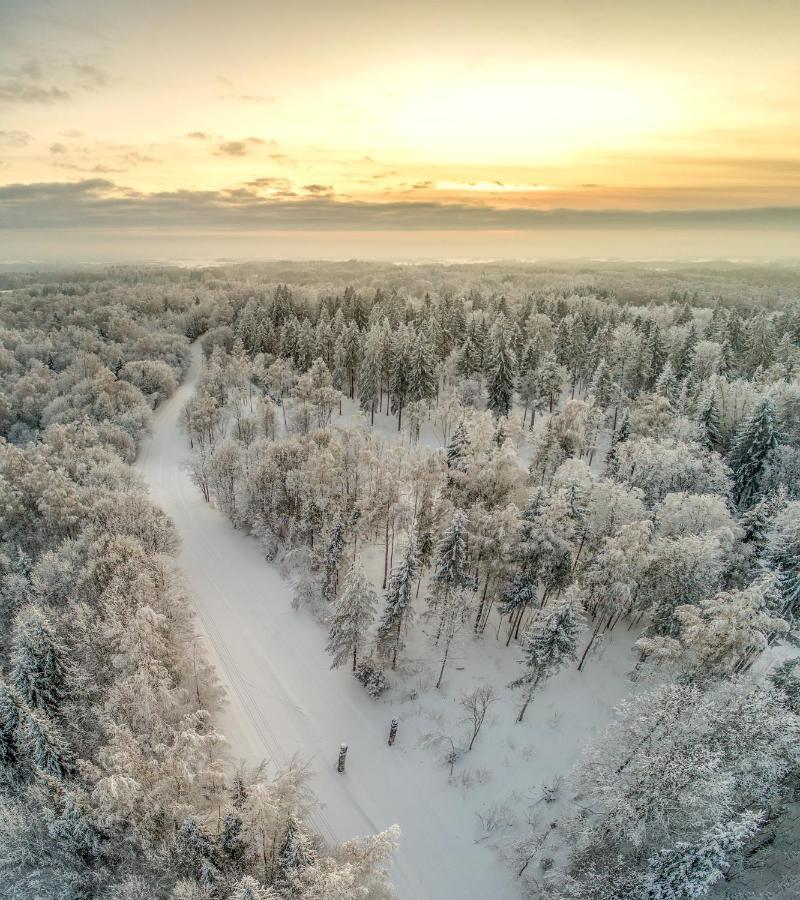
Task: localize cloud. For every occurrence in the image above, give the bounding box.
[0,79,70,103]
[1,179,798,234]
[73,63,108,89]
[220,93,276,104]
[49,142,68,154]
[214,137,270,157]
[303,183,334,195]
[186,131,209,140]
[0,130,31,146]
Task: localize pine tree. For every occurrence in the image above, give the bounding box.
[0,676,21,773]
[537,350,564,413]
[446,422,470,472]
[764,501,800,623]
[220,812,247,865]
[728,398,783,509]
[643,810,763,899]
[511,589,583,722]
[486,320,516,418]
[11,605,71,718]
[499,573,538,645]
[48,793,103,865]
[389,327,412,430]
[409,330,437,404]
[358,327,382,425]
[431,509,471,605]
[326,557,378,670]
[696,385,722,452]
[321,519,346,603]
[278,815,313,881]
[19,706,74,779]
[588,358,613,409]
[376,528,419,669]
[605,412,630,476]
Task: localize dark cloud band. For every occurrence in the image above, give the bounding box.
[0,178,798,232]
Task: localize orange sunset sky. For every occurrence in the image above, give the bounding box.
[1,0,799,260]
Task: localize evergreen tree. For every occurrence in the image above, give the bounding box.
[48,793,103,865]
[220,812,247,866]
[537,350,564,413]
[511,589,583,722]
[643,811,763,899]
[409,330,437,403]
[377,528,419,669]
[446,422,470,472]
[486,320,516,418]
[358,327,382,424]
[19,706,74,779]
[499,573,538,645]
[11,605,71,718]
[588,358,613,409]
[764,501,800,623]
[278,815,313,881]
[0,676,21,773]
[321,519,346,604]
[728,398,783,509]
[326,557,377,670]
[696,385,722,452]
[389,327,412,430]
[431,509,471,605]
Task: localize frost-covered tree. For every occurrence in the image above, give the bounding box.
[728,398,783,509]
[643,810,763,899]
[10,605,71,718]
[764,500,800,624]
[511,588,583,722]
[325,557,377,671]
[376,528,419,669]
[486,319,516,418]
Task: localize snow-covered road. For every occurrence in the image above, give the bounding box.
[135,343,521,900]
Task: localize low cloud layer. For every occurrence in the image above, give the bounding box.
[1,178,798,233]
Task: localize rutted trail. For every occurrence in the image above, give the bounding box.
[135,343,520,900]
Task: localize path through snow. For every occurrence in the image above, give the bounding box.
[135,343,521,900]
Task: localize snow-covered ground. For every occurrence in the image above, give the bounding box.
[135,345,636,899]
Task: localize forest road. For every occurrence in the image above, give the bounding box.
[135,341,521,900]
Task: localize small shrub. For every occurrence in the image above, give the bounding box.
[354,658,387,698]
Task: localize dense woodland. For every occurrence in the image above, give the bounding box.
[0,278,398,899]
[1,261,800,898]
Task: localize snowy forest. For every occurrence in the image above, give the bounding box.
[1,260,799,899]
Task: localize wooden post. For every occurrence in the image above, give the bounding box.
[337,743,348,773]
[388,719,398,746]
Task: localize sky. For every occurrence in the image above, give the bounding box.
[1,0,799,261]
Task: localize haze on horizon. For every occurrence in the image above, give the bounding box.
[1,0,799,262]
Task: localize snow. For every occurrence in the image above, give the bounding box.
[136,343,637,899]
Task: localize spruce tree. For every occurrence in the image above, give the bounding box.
[643,810,763,899]
[728,398,783,509]
[446,422,470,472]
[696,385,722,452]
[0,676,21,773]
[409,330,437,403]
[511,591,583,722]
[11,605,70,719]
[358,327,382,424]
[20,706,74,780]
[377,528,419,669]
[321,519,346,603]
[486,322,516,418]
[764,501,800,623]
[326,557,377,670]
